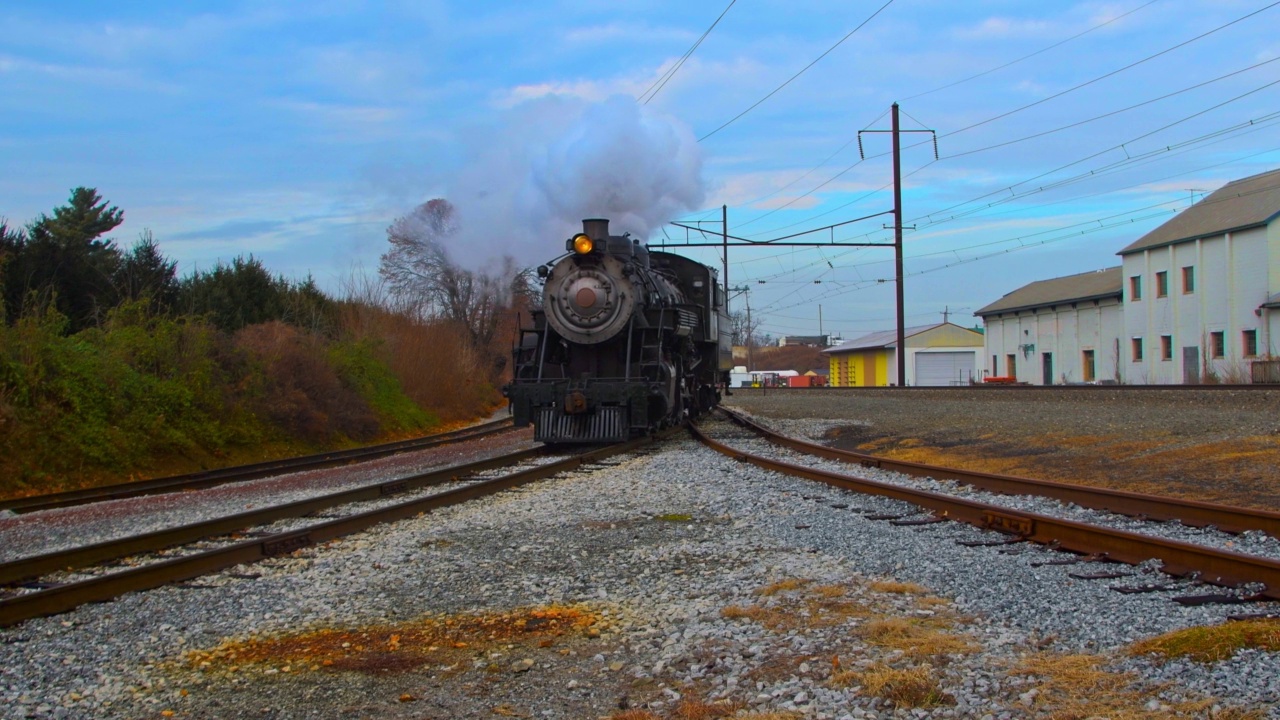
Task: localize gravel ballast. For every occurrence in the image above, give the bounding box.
[3,392,1279,719]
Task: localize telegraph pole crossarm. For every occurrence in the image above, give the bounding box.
[857,103,936,386]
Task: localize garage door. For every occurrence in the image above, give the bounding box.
[915,351,975,386]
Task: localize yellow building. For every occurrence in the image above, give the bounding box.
[823,322,985,387]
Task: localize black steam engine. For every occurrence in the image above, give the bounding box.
[504,218,733,443]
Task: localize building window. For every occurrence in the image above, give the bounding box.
[1243,329,1258,357]
[1082,350,1096,382]
[1181,266,1195,294]
[1131,337,1144,361]
[1129,276,1142,301]
[1160,335,1172,361]
[1210,331,1225,359]
[1156,271,1168,298]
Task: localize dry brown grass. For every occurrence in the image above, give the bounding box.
[832,663,953,709]
[671,698,744,718]
[858,616,976,658]
[183,604,599,675]
[755,578,813,596]
[841,426,1280,510]
[609,712,661,720]
[1008,652,1265,719]
[1127,620,1280,663]
[335,288,502,423]
[868,579,928,594]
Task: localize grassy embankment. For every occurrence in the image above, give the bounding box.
[0,302,502,500]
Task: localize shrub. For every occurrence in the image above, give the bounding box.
[233,321,379,443]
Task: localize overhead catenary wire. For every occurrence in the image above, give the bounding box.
[728,1,1278,239]
[638,0,737,105]
[697,0,897,142]
[756,176,1280,315]
[899,0,1164,102]
[712,0,1159,228]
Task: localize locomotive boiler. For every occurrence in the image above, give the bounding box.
[504,218,733,443]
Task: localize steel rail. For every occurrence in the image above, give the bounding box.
[0,418,515,514]
[720,407,1280,538]
[0,433,656,627]
[691,423,1280,599]
[0,447,546,586]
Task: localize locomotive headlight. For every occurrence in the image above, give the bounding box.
[571,233,594,255]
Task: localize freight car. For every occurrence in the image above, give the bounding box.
[504,218,733,443]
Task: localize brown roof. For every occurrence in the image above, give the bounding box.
[975,267,1121,317]
[1118,168,1280,255]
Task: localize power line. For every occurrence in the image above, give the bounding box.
[739,139,1280,289]
[757,176,1280,314]
[942,55,1280,161]
[936,0,1280,141]
[715,0,1158,230]
[639,0,737,105]
[726,2,1276,239]
[697,0,897,142]
[900,0,1164,101]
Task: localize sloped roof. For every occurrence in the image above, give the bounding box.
[1263,292,1280,309]
[1119,168,1280,255]
[975,267,1121,317]
[821,323,944,353]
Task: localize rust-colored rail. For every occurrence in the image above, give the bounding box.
[691,422,1280,599]
[0,448,545,586]
[1,418,515,514]
[719,407,1280,538]
[0,434,654,627]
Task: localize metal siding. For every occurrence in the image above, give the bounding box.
[915,351,976,386]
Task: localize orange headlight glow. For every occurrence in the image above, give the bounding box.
[572,233,594,254]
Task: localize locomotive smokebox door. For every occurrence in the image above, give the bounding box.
[564,390,589,415]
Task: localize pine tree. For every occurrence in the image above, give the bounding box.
[13,188,126,331]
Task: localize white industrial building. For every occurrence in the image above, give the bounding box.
[1118,168,1280,383]
[976,167,1280,384]
[976,268,1123,384]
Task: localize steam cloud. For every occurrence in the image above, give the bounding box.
[441,94,706,270]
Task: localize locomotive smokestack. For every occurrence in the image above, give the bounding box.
[582,218,609,242]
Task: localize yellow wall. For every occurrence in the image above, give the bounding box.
[828,350,888,386]
[909,324,985,348]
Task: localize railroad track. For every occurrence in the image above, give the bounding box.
[0,433,658,627]
[699,410,1280,602]
[718,407,1280,537]
[0,417,515,514]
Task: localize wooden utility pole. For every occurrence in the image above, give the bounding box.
[721,205,728,293]
[891,102,906,386]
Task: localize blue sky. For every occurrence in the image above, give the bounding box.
[2,1,1278,341]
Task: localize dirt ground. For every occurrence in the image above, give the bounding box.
[725,386,1280,511]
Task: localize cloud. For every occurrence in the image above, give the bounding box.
[561,22,697,46]
[954,16,1054,40]
[271,99,400,127]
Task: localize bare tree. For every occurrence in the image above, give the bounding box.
[378,199,516,354]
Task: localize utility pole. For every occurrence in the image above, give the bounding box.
[942,306,950,324]
[818,304,823,339]
[857,104,934,387]
[892,102,905,386]
[721,205,728,294]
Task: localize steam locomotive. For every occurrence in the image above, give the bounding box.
[504,218,733,443]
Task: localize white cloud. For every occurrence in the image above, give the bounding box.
[955,16,1054,40]
[561,22,696,46]
[271,99,401,127]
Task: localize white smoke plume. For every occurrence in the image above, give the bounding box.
[440,94,705,270]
